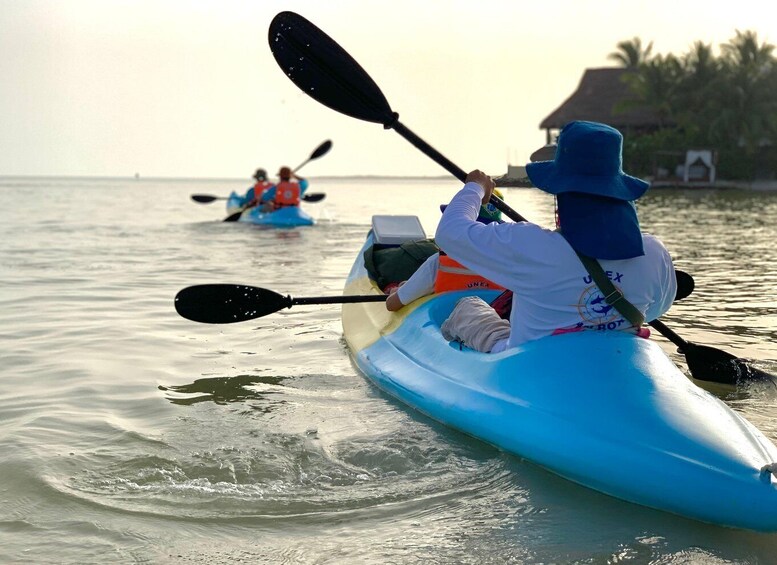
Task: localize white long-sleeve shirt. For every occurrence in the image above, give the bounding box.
[396,253,439,306]
[435,182,676,349]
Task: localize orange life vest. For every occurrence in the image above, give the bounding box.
[434,253,505,293]
[274,180,301,207]
[254,180,273,200]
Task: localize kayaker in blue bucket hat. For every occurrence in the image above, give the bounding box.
[435,120,677,353]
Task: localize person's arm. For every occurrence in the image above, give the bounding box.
[295,176,309,195]
[436,170,493,246]
[435,172,504,276]
[385,254,439,311]
[436,170,559,295]
[643,236,678,322]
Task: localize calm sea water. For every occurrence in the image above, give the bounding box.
[1,176,776,564]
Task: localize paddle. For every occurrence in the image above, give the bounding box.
[301,192,326,203]
[293,139,333,171]
[177,274,692,325]
[193,192,326,204]
[191,194,228,203]
[223,139,333,222]
[268,12,526,223]
[648,319,772,384]
[674,270,694,301]
[175,284,386,324]
[267,11,773,386]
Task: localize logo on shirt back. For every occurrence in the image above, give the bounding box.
[552,271,630,336]
[577,271,627,331]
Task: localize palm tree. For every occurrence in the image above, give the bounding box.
[608,37,654,68]
[683,41,718,81]
[620,54,681,128]
[721,30,774,70]
[674,42,721,140]
[716,31,777,158]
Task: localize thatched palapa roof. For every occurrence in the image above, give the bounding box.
[539,68,659,133]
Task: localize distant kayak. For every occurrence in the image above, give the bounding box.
[226,191,315,227]
[341,216,777,532]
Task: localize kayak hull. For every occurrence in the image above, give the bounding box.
[342,227,777,531]
[239,206,314,227]
[227,191,314,227]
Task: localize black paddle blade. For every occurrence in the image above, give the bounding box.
[302,192,326,203]
[175,284,291,324]
[191,194,221,203]
[674,270,694,301]
[223,210,244,222]
[293,140,334,171]
[310,140,333,160]
[269,11,395,125]
[683,342,773,384]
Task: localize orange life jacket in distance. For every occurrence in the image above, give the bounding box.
[254,180,273,202]
[434,253,505,293]
[274,180,301,207]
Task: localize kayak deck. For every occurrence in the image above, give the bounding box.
[341,223,777,531]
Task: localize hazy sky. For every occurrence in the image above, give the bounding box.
[1,0,773,179]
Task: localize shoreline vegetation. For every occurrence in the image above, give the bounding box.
[495,173,777,190]
[610,32,777,182]
[493,169,777,191]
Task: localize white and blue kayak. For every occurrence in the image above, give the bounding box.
[226,191,314,227]
[341,216,777,532]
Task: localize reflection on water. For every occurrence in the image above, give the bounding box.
[159,374,289,407]
[272,229,303,241]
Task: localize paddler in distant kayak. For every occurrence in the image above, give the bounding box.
[241,168,274,209]
[434,120,677,353]
[260,166,309,212]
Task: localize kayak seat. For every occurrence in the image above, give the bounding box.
[424,289,501,326]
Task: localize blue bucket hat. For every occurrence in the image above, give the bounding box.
[525,121,649,259]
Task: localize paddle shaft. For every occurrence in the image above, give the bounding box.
[648,319,689,350]
[292,158,312,173]
[293,294,387,306]
[391,121,527,223]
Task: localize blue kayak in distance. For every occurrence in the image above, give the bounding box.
[226,191,315,227]
[341,215,777,532]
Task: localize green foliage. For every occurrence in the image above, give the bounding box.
[611,31,777,180]
[608,37,654,68]
[622,129,686,177]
